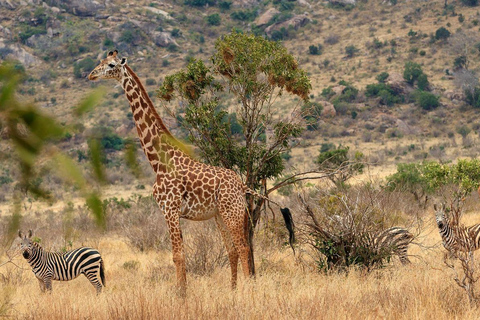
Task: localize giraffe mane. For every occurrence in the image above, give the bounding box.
[124,64,192,156]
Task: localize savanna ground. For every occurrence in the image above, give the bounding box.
[2,181,480,320]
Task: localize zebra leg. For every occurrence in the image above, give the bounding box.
[84,271,103,294]
[399,255,411,265]
[37,278,46,292]
[44,277,53,292]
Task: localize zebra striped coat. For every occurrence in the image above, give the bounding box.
[434,204,480,253]
[369,227,414,265]
[19,230,106,293]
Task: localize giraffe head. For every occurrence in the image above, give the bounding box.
[18,230,35,259]
[88,50,127,82]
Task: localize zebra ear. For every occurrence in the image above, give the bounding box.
[28,230,33,238]
[18,230,23,239]
[433,204,437,211]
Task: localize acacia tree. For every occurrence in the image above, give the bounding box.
[158,31,314,272]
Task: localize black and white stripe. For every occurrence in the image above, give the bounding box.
[369,227,414,265]
[435,204,480,253]
[19,230,106,293]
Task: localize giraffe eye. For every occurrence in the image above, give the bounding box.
[108,63,115,68]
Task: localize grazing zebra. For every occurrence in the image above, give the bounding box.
[434,203,480,253]
[19,230,106,293]
[369,227,414,265]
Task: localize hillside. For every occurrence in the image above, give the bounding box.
[1,1,479,172]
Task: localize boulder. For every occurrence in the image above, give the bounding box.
[0,39,40,67]
[445,89,465,101]
[386,72,409,94]
[143,6,172,20]
[152,31,178,48]
[265,14,310,35]
[255,8,280,27]
[328,0,356,5]
[321,101,336,118]
[45,0,105,17]
[0,0,17,10]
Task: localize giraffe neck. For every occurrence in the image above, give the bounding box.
[120,65,189,173]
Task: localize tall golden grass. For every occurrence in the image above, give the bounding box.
[1,219,480,319]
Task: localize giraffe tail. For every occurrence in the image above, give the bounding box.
[280,207,296,254]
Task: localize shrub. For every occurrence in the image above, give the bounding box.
[403,61,424,85]
[414,90,439,110]
[376,72,389,83]
[206,13,221,26]
[435,27,451,41]
[299,186,409,272]
[465,87,480,108]
[230,10,257,21]
[345,45,359,58]
[454,56,467,69]
[219,0,232,10]
[316,145,364,186]
[308,44,323,55]
[365,83,402,106]
[417,73,429,91]
[184,0,216,7]
[146,78,157,86]
[461,0,478,6]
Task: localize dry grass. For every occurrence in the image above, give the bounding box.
[1,207,480,319]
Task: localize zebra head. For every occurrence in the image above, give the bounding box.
[18,230,35,260]
[434,203,448,230]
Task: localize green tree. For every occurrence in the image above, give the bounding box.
[435,27,451,41]
[403,61,424,85]
[157,31,312,273]
[316,145,364,186]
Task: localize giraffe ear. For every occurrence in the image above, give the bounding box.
[121,57,127,65]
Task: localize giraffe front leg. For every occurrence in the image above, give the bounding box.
[164,211,186,296]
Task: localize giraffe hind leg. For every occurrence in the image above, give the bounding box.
[215,216,239,289]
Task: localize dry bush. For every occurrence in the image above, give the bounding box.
[183,220,228,276]
[105,195,170,252]
[296,183,417,271]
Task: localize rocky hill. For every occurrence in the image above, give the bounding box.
[1,0,480,188]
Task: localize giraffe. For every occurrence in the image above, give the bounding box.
[88,50,254,293]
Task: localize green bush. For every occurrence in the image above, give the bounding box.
[345,45,359,58]
[465,87,480,108]
[435,27,451,41]
[414,90,439,110]
[230,10,257,21]
[403,61,424,85]
[417,73,429,91]
[461,0,478,6]
[185,0,216,6]
[206,13,221,26]
[308,44,323,55]
[376,72,389,83]
[366,83,402,106]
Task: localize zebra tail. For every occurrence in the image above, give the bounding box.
[280,207,295,254]
[100,259,106,287]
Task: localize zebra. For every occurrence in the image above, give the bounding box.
[434,203,480,254]
[19,230,106,293]
[369,227,414,265]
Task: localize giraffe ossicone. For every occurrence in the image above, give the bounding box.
[88,50,255,293]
